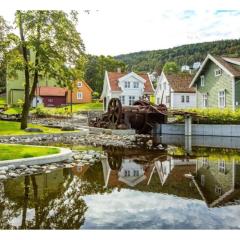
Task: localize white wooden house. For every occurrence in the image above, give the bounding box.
[154,71,196,109]
[101,71,154,111]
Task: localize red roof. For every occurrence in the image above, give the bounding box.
[36,87,67,97]
[107,72,154,93]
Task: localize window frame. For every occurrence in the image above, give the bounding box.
[218,90,226,108]
[200,75,205,87]
[129,96,135,105]
[215,68,223,77]
[119,95,125,105]
[124,81,130,88]
[77,81,83,88]
[133,81,139,88]
[77,92,83,100]
[181,95,185,103]
[186,96,190,103]
[202,93,208,107]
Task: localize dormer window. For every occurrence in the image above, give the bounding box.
[77,81,82,88]
[215,68,222,77]
[200,75,205,87]
[133,82,139,88]
[125,81,130,88]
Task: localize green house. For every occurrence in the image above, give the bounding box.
[6,51,61,105]
[190,54,240,110]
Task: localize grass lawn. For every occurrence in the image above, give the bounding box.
[0,120,77,136]
[0,144,60,160]
[0,97,6,105]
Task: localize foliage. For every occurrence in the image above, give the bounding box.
[115,39,240,72]
[0,97,5,105]
[0,120,76,135]
[174,108,240,124]
[83,54,126,93]
[0,144,59,160]
[163,61,180,74]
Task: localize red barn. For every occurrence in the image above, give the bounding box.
[35,86,67,107]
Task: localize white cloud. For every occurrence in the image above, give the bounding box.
[0,1,240,55]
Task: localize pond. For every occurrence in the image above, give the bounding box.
[1,135,240,229]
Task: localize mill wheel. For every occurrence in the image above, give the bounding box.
[107,98,122,127]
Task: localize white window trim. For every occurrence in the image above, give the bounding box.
[218,160,226,173]
[215,68,222,77]
[181,95,185,103]
[77,92,83,100]
[125,81,130,88]
[186,95,190,103]
[77,81,83,88]
[200,75,205,87]
[218,90,226,108]
[133,82,139,88]
[202,93,208,108]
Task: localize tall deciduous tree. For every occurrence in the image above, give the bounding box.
[163,61,180,74]
[8,10,85,129]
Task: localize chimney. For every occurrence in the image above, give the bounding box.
[117,67,121,73]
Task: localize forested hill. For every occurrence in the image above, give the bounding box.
[115,39,240,72]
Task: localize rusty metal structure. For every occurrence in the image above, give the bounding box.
[89,98,168,134]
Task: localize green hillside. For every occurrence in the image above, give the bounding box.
[115,39,240,72]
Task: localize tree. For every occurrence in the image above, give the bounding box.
[162,61,180,74]
[0,16,11,93]
[8,11,85,129]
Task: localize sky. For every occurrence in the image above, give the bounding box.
[1,0,240,56]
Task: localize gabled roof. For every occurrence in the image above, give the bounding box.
[74,80,93,92]
[190,54,240,87]
[107,71,154,93]
[36,86,67,97]
[164,72,195,93]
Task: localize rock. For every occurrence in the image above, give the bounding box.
[146,140,153,147]
[32,165,42,169]
[0,167,8,171]
[89,159,95,164]
[45,170,52,174]
[48,165,57,170]
[64,164,73,168]
[8,173,18,178]
[0,175,7,180]
[0,170,6,175]
[82,154,92,161]
[61,126,75,131]
[7,165,16,170]
[24,128,43,133]
[18,165,27,170]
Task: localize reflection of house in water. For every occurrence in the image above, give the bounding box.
[101,147,200,200]
[194,157,240,207]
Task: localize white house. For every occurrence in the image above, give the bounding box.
[154,71,196,109]
[101,71,154,111]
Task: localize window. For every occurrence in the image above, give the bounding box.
[133,170,139,176]
[129,96,135,105]
[119,95,125,105]
[202,157,209,167]
[48,98,53,103]
[202,93,208,107]
[133,82,139,88]
[163,82,167,90]
[124,170,130,177]
[200,75,205,87]
[215,68,222,77]
[181,96,185,103]
[218,160,226,173]
[166,96,170,103]
[77,92,83,100]
[201,175,205,186]
[186,96,190,103]
[125,81,130,88]
[218,90,226,108]
[215,186,222,196]
[77,81,82,88]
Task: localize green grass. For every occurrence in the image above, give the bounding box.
[0,120,77,136]
[3,107,22,115]
[174,108,240,124]
[0,97,6,105]
[0,144,60,160]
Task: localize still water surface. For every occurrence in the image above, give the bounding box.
[1,135,240,229]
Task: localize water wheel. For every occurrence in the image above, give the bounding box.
[107,98,122,128]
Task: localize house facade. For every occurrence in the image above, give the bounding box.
[66,80,93,104]
[154,71,196,109]
[100,71,154,111]
[189,54,240,110]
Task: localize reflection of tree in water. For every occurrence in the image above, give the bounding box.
[0,166,111,230]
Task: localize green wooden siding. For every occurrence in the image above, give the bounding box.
[235,78,240,108]
[196,61,234,109]
[7,71,60,105]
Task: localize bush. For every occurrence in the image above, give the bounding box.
[174,108,240,124]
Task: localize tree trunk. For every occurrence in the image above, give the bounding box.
[18,11,30,129]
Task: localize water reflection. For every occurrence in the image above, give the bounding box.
[1,140,240,229]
